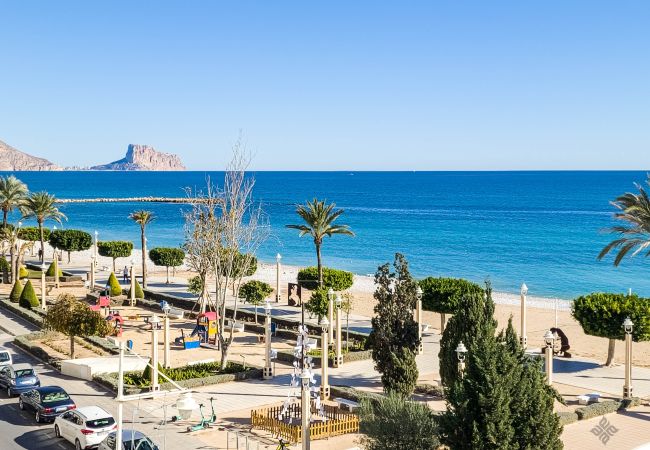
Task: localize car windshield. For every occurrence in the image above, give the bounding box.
[15,369,34,378]
[86,417,115,428]
[42,391,70,403]
[0,353,9,362]
[124,437,157,450]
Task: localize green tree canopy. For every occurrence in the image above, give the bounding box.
[218,249,257,277]
[305,287,330,321]
[45,293,111,358]
[17,226,50,242]
[97,241,133,272]
[368,253,420,397]
[0,175,28,228]
[572,292,650,365]
[48,229,92,263]
[297,266,354,291]
[239,280,273,322]
[21,191,66,263]
[419,277,484,315]
[149,247,185,283]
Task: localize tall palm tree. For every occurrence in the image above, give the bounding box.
[129,210,155,288]
[598,176,650,266]
[0,175,28,228]
[286,198,354,287]
[21,192,66,263]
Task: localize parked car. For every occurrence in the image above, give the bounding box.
[54,406,116,450]
[0,363,40,396]
[0,349,12,368]
[19,386,76,423]
[98,430,159,450]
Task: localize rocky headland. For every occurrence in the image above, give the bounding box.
[90,144,186,171]
[0,140,62,171]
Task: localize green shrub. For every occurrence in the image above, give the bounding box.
[148,247,184,283]
[48,229,93,263]
[419,277,484,315]
[45,260,63,277]
[239,280,273,305]
[305,287,330,320]
[107,272,122,296]
[575,398,641,420]
[127,361,251,387]
[0,258,9,272]
[9,280,23,303]
[97,241,133,272]
[128,279,144,299]
[557,411,578,426]
[18,266,29,279]
[218,250,257,277]
[17,226,50,242]
[298,266,354,291]
[188,276,203,295]
[19,280,40,308]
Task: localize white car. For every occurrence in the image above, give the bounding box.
[54,406,116,450]
[0,349,12,368]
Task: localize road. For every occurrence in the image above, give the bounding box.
[0,332,209,450]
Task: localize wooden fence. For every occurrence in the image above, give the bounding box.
[251,402,359,443]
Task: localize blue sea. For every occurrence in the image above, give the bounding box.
[3,171,649,300]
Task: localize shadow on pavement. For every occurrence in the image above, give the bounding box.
[14,428,68,450]
[553,359,601,373]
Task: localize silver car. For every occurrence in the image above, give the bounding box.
[98,430,159,450]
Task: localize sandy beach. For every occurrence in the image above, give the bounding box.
[23,244,650,368]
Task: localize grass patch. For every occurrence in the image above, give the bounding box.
[123,361,252,387]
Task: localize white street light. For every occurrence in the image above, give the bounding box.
[544,330,555,385]
[520,283,528,349]
[327,288,334,342]
[319,317,330,400]
[415,286,423,355]
[300,367,311,450]
[275,253,282,303]
[263,300,274,379]
[175,392,199,420]
[623,317,634,398]
[334,294,343,367]
[456,341,467,378]
[40,263,47,310]
[130,259,136,306]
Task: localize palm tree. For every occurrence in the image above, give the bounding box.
[129,210,155,288]
[286,198,354,287]
[598,176,650,266]
[0,175,28,228]
[21,192,66,263]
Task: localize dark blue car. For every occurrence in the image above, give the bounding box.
[0,363,40,396]
[19,386,76,423]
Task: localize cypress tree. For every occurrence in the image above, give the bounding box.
[367,253,420,397]
[19,280,40,309]
[9,279,23,303]
[107,272,122,296]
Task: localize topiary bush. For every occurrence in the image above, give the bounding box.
[48,229,93,263]
[17,227,50,243]
[45,260,63,277]
[18,266,29,279]
[97,241,133,272]
[298,266,354,291]
[419,277,484,315]
[107,272,122,296]
[9,279,23,303]
[19,280,40,308]
[575,398,641,420]
[128,279,144,299]
[305,287,330,320]
[148,247,185,283]
[0,258,9,272]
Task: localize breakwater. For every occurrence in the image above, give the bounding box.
[57,197,203,204]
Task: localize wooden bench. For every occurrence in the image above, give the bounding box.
[334,397,361,412]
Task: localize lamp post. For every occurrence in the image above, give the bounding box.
[327,288,334,342]
[263,300,274,379]
[276,253,281,303]
[623,317,634,398]
[544,330,555,385]
[90,255,96,290]
[456,341,467,378]
[520,283,528,349]
[300,367,311,450]
[416,286,423,355]
[334,294,343,367]
[319,317,330,400]
[52,225,57,260]
[130,259,136,306]
[163,315,171,369]
[94,230,98,257]
[150,315,160,391]
[40,263,47,310]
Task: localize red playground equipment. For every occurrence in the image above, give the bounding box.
[106,312,124,337]
[192,312,219,345]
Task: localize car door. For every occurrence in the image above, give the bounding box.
[60,411,76,440]
[30,391,41,411]
[0,367,9,388]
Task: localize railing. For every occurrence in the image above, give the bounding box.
[250,402,360,443]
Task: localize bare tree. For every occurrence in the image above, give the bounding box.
[183,137,268,367]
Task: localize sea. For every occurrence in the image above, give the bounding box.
[3,170,649,300]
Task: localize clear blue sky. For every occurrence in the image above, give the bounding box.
[1,1,648,170]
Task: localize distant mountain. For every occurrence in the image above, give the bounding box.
[90,144,186,171]
[0,140,62,171]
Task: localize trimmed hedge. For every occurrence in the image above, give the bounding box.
[9,280,23,303]
[0,298,45,327]
[14,331,63,370]
[414,383,445,398]
[557,411,579,426]
[19,280,40,309]
[330,385,383,405]
[107,273,122,296]
[419,277,484,314]
[575,397,641,420]
[297,266,354,291]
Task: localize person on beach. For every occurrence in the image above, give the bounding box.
[123,265,129,282]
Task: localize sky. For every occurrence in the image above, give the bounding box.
[0,1,649,171]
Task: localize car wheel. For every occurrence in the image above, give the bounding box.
[6,387,11,397]
[75,439,82,450]
[54,425,61,438]
[18,399,24,410]
[35,410,41,423]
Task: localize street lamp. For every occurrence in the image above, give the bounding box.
[544,330,555,385]
[334,294,343,367]
[130,259,136,306]
[94,230,98,257]
[319,317,330,400]
[40,263,47,310]
[300,367,311,450]
[263,300,274,379]
[623,317,634,398]
[520,283,528,348]
[327,288,334,342]
[150,315,161,391]
[416,286,423,355]
[175,392,199,420]
[163,314,171,369]
[455,341,467,378]
[276,253,282,303]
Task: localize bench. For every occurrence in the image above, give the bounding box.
[224,319,245,333]
[577,392,601,405]
[421,324,430,333]
[334,397,361,412]
[166,307,185,320]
